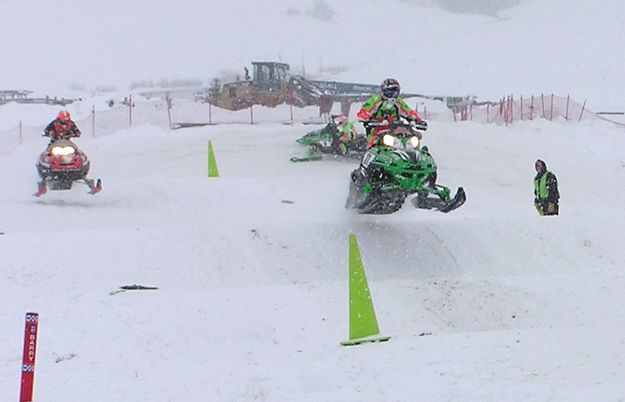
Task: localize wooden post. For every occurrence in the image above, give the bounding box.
[530,95,534,121]
[250,105,254,125]
[541,93,545,118]
[578,99,587,122]
[520,95,524,121]
[486,103,490,123]
[565,94,570,121]
[550,93,554,121]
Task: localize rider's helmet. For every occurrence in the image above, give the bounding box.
[381,78,400,100]
[58,110,71,123]
[333,114,348,126]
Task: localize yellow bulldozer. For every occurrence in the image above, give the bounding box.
[208,61,389,115]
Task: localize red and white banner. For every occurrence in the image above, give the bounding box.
[20,312,39,402]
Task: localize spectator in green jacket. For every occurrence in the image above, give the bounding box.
[534,159,559,215]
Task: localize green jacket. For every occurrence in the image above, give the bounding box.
[357,95,420,122]
[534,171,559,202]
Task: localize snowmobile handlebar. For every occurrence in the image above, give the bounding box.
[362,119,427,131]
[361,120,389,127]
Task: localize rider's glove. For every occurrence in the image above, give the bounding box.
[414,120,428,130]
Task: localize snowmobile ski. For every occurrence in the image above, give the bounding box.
[290,155,324,163]
[412,187,466,213]
[33,183,47,197]
[87,179,102,195]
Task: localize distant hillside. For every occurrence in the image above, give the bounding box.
[399,0,524,14]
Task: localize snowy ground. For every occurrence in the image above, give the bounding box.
[2,109,625,400]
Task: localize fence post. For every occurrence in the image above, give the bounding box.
[505,97,509,125]
[541,93,545,118]
[565,94,570,121]
[550,94,554,121]
[250,105,254,125]
[208,101,212,125]
[486,103,490,124]
[166,92,173,130]
[530,95,534,120]
[289,91,294,125]
[578,99,587,122]
[510,95,514,124]
[19,120,23,145]
[520,95,524,121]
[423,105,427,120]
[502,98,507,126]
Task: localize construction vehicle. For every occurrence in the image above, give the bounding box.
[207,62,419,115]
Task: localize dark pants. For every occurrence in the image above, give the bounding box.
[535,201,559,216]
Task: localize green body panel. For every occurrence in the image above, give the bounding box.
[296,124,337,147]
[360,139,451,201]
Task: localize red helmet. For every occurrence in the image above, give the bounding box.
[381,78,400,99]
[58,110,71,122]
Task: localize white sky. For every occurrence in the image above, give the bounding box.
[1,0,624,110]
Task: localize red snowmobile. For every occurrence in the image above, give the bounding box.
[34,139,102,197]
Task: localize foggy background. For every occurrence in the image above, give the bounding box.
[2,0,623,111]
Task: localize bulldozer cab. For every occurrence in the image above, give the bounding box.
[251,62,289,89]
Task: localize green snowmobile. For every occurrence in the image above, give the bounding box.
[345,121,466,214]
[290,117,367,162]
